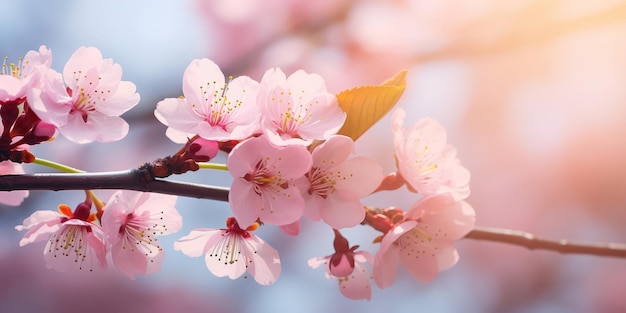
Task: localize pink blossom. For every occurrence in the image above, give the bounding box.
[154,58,260,143]
[308,251,373,300]
[101,191,182,279]
[0,161,28,206]
[258,67,346,146]
[15,202,108,272]
[28,46,140,143]
[373,194,475,288]
[299,135,383,229]
[227,135,312,227]
[1,45,51,105]
[174,217,281,286]
[392,108,470,200]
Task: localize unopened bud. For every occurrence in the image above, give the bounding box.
[72,202,92,221]
[187,137,218,162]
[32,121,56,141]
[329,253,354,277]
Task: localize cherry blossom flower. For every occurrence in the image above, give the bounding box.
[257,67,346,146]
[0,161,28,206]
[174,217,281,286]
[154,58,260,143]
[28,46,140,143]
[15,201,108,272]
[308,230,374,300]
[227,135,312,227]
[299,135,383,229]
[100,191,182,279]
[391,108,470,200]
[373,194,475,288]
[1,45,51,105]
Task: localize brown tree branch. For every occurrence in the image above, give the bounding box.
[0,171,229,201]
[465,227,626,258]
[2,172,626,258]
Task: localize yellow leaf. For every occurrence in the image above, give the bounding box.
[336,70,408,141]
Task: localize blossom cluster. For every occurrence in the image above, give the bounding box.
[4,46,475,300]
[16,190,182,279]
[1,45,140,205]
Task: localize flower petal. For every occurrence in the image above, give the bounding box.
[247,235,281,286]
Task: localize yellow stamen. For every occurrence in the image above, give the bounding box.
[256,177,275,184]
[64,227,77,250]
[411,228,432,242]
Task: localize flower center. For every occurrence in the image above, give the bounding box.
[306,166,337,199]
[272,89,313,137]
[413,145,439,175]
[67,87,97,122]
[243,159,288,195]
[118,211,166,257]
[198,76,246,130]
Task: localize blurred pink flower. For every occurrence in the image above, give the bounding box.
[101,191,182,279]
[392,108,470,200]
[227,135,311,227]
[373,194,475,288]
[299,135,383,229]
[174,217,281,286]
[28,46,140,143]
[16,202,108,272]
[0,161,28,206]
[155,58,260,143]
[0,45,51,105]
[258,68,345,146]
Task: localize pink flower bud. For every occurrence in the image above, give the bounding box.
[329,253,354,277]
[72,202,92,221]
[187,137,218,162]
[33,121,56,141]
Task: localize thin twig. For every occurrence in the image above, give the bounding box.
[465,227,626,258]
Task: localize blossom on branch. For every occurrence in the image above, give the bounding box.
[227,135,312,227]
[29,46,140,143]
[155,58,260,143]
[15,201,108,272]
[391,108,470,200]
[299,135,383,229]
[373,194,475,288]
[258,68,346,146]
[174,217,281,286]
[101,191,182,279]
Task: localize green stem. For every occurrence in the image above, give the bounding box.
[198,162,228,171]
[33,158,85,173]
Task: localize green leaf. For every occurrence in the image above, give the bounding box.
[336,70,408,141]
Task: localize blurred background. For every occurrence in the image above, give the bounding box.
[2,0,626,312]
